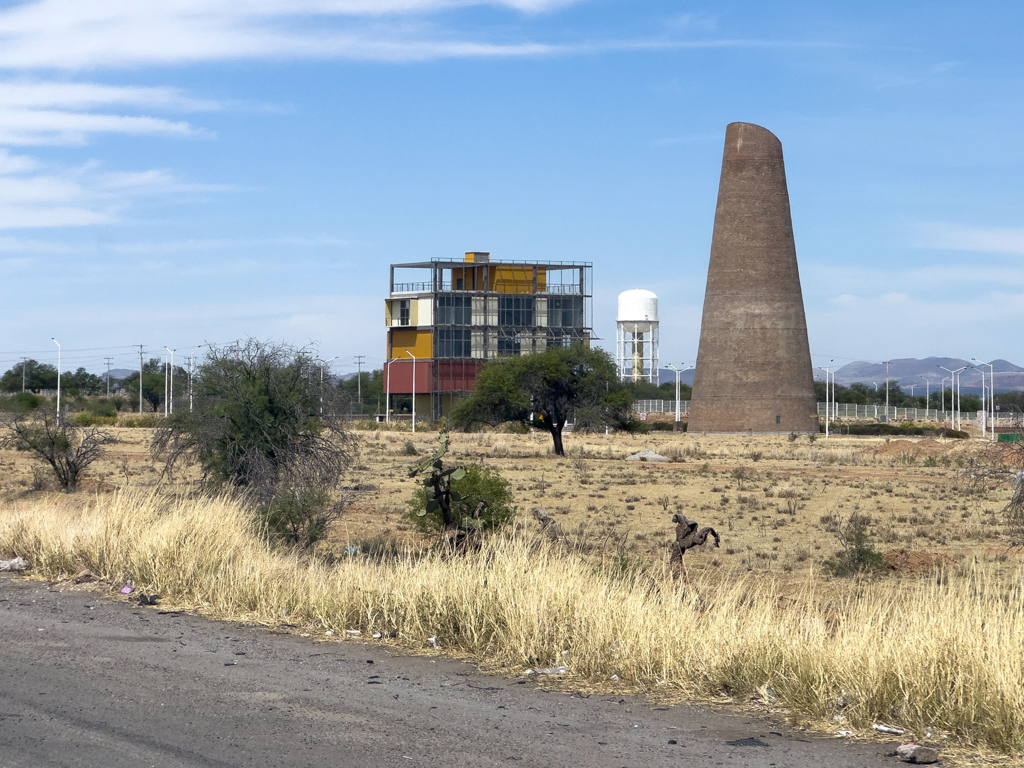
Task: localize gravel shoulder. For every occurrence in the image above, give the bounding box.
[0,574,894,768]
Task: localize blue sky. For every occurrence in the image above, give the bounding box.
[0,0,1021,380]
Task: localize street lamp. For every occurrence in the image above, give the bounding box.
[51,338,60,423]
[164,347,175,415]
[973,358,996,441]
[920,378,930,419]
[320,356,338,415]
[940,365,966,431]
[883,360,891,422]
[665,363,685,423]
[819,360,834,437]
[407,350,417,433]
[384,360,391,423]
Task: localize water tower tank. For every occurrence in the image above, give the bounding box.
[616,289,660,384]
[617,289,659,333]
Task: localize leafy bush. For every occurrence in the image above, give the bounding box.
[823,514,885,577]
[151,339,353,548]
[259,487,335,548]
[408,464,516,534]
[71,412,118,427]
[0,392,43,412]
[85,398,118,418]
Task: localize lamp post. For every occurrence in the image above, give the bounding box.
[883,360,891,422]
[320,356,337,415]
[819,360,834,437]
[921,378,930,420]
[973,359,996,440]
[665,363,684,423]
[407,351,417,433]
[939,367,957,428]
[385,360,391,423]
[51,338,61,423]
[940,366,966,431]
[164,347,175,415]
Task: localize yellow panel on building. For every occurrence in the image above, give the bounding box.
[389,329,433,360]
[492,266,546,294]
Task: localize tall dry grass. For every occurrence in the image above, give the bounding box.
[2,490,1023,753]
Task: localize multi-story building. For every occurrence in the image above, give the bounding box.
[384,252,593,420]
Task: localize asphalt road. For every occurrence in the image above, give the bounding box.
[0,574,896,768]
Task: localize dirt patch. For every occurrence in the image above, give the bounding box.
[865,439,950,458]
[883,549,956,574]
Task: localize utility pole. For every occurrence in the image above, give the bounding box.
[354,355,365,416]
[104,357,113,398]
[52,338,61,424]
[188,354,194,412]
[164,347,175,415]
[21,357,27,393]
[138,345,145,413]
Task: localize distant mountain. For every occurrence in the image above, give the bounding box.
[108,368,135,380]
[832,357,1024,392]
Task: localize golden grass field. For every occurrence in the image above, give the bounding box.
[2,423,1023,762]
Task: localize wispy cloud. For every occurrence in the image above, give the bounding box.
[912,222,1024,257]
[0,154,230,229]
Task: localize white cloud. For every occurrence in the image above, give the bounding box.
[0,1,583,68]
[0,148,36,172]
[912,222,1024,256]
[0,153,228,229]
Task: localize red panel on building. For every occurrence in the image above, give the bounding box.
[436,360,485,392]
[385,360,433,395]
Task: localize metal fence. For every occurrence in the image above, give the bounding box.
[635,399,689,414]
[632,399,1009,427]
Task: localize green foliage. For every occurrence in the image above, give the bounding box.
[451,344,630,456]
[152,339,353,547]
[408,434,515,534]
[336,368,386,416]
[835,422,968,438]
[0,392,43,412]
[71,412,118,427]
[259,487,335,548]
[0,359,57,393]
[407,464,515,533]
[823,514,886,577]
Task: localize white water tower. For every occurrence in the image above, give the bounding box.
[616,289,659,384]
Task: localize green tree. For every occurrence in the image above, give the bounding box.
[0,360,58,393]
[120,358,186,412]
[336,368,385,415]
[152,339,353,547]
[451,345,633,456]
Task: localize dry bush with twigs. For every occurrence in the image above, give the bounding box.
[3,490,1024,754]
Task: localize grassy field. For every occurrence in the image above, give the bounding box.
[1,423,1023,760]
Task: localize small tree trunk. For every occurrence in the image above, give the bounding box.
[550,424,565,456]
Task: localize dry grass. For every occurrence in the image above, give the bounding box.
[3,489,1024,755]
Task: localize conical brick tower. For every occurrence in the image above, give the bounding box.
[688,122,818,433]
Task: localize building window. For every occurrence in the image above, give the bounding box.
[436,295,471,325]
[498,296,534,327]
[398,299,410,326]
[497,332,522,356]
[437,329,471,358]
[547,330,572,348]
[547,296,583,328]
